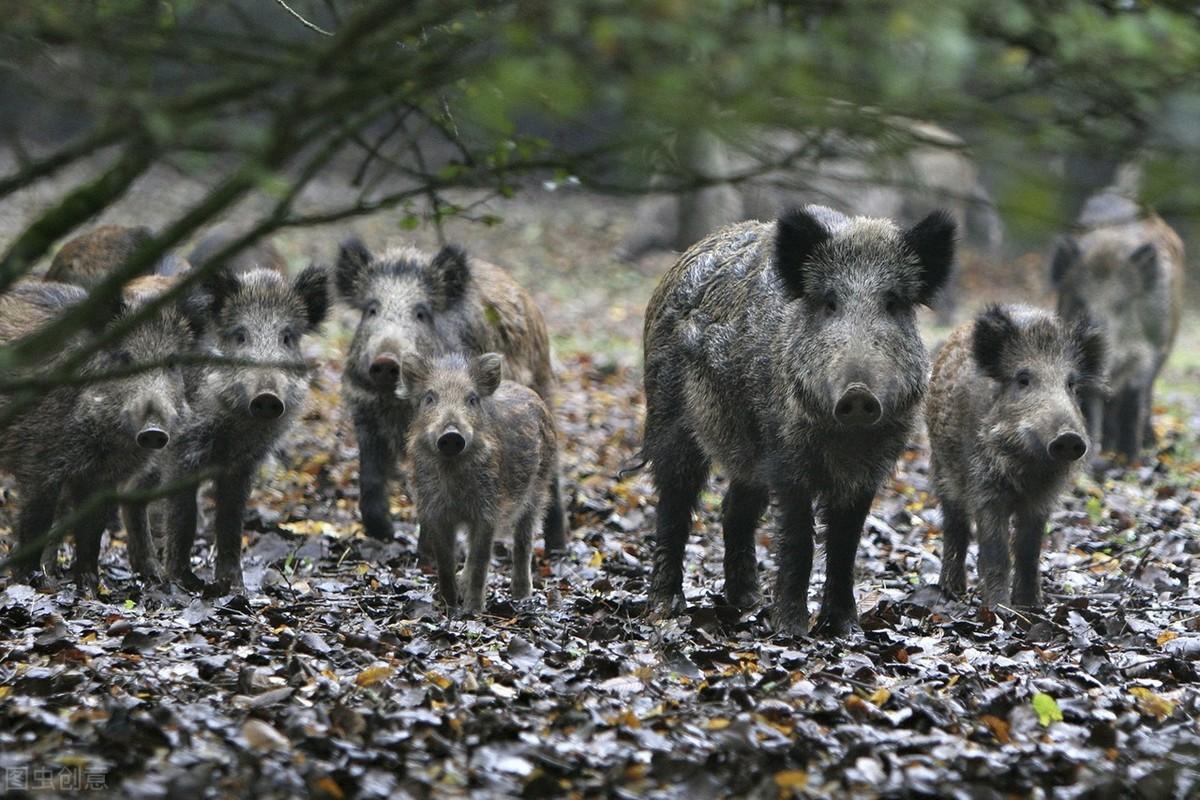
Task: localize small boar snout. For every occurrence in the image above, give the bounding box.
[436,427,467,457]
[136,426,170,450]
[1048,431,1087,462]
[249,392,286,420]
[834,384,883,427]
[368,353,401,388]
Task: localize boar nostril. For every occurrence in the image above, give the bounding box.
[249,392,285,420]
[369,354,401,386]
[834,386,882,427]
[136,427,170,450]
[1048,432,1087,462]
[437,430,466,456]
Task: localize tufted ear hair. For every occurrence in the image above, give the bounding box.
[470,352,504,397]
[428,244,471,310]
[1070,312,1108,388]
[774,207,830,299]
[904,210,956,306]
[335,237,373,305]
[972,304,1019,382]
[1049,237,1081,288]
[175,290,211,339]
[293,264,330,331]
[201,265,239,320]
[1129,243,1158,291]
[397,352,430,400]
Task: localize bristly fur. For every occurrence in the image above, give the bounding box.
[1049,236,1081,287]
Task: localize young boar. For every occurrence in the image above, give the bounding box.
[400,352,556,613]
[150,265,329,592]
[0,282,201,591]
[334,240,565,552]
[642,205,955,635]
[45,225,188,287]
[1051,207,1183,461]
[928,305,1105,607]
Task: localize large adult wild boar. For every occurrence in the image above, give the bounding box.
[642,205,954,635]
[335,240,565,551]
[1051,197,1184,460]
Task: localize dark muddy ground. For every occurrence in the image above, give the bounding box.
[1,168,1199,798]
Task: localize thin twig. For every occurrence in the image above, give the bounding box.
[275,0,334,36]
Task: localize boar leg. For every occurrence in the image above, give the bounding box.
[71,500,111,598]
[1115,384,1147,462]
[721,480,769,609]
[12,483,61,581]
[938,498,971,597]
[1011,508,1045,608]
[165,487,205,592]
[356,416,395,542]
[212,469,252,593]
[771,489,815,636]
[429,521,459,610]
[814,494,872,636]
[976,505,1013,608]
[541,466,566,553]
[645,435,709,619]
[462,523,496,614]
[511,507,536,602]
[121,471,164,582]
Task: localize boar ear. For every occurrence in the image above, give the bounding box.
[471,352,504,397]
[1050,237,1080,288]
[335,237,372,304]
[293,264,330,331]
[904,210,956,306]
[201,265,238,319]
[428,244,470,309]
[175,291,210,339]
[1071,313,1108,387]
[972,304,1018,382]
[774,207,830,299]
[397,353,430,400]
[1129,243,1158,290]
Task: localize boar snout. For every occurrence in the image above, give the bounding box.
[436,426,468,457]
[249,392,286,420]
[834,384,883,427]
[136,426,170,450]
[368,353,401,388]
[1048,431,1087,462]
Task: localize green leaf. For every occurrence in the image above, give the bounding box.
[1086,496,1103,525]
[1032,692,1063,727]
[124,599,135,610]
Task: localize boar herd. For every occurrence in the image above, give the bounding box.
[0,187,1186,634]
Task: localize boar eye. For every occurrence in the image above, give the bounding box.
[467,393,479,408]
[423,390,436,407]
[114,350,133,366]
[885,294,902,315]
[365,302,379,319]
[282,330,296,348]
[1015,370,1032,389]
[822,293,838,314]
[414,304,432,324]
[230,329,247,346]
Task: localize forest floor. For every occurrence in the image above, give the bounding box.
[1,174,1199,798]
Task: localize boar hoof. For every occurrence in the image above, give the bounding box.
[74,572,100,599]
[173,569,208,594]
[645,591,685,621]
[770,604,811,637]
[723,583,760,610]
[812,610,860,638]
[363,519,394,542]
